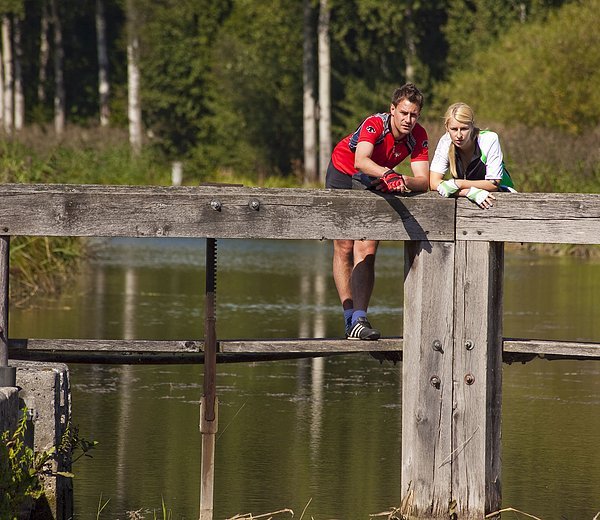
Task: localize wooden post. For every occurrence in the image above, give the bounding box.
[451,241,503,517]
[402,241,454,517]
[200,238,218,520]
[0,236,16,387]
[199,396,218,520]
[401,240,503,518]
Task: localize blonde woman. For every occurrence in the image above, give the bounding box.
[430,102,515,209]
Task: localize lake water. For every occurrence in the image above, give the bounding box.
[9,238,600,519]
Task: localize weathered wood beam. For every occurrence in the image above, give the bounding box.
[0,236,16,386]
[456,193,600,244]
[6,338,404,365]
[451,241,503,518]
[0,184,454,241]
[7,337,402,353]
[402,240,454,517]
[503,339,600,361]
[8,338,600,361]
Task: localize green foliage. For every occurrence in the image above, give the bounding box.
[0,409,96,519]
[0,128,171,185]
[192,0,304,181]
[5,0,598,187]
[0,0,24,16]
[435,0,600,134]
[442,0,566,69]
[331,77,394,141]
[140,0,232,158]
[0,410,47,520]
[0,409,97,519]
[0,128,171,301]
[329,0,446,132]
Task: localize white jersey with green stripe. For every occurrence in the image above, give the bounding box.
[430,130,514,189]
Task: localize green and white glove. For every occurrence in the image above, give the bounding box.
[437,179,459,197]
[466,187,490,206]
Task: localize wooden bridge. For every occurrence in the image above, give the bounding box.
[1,183,599,519]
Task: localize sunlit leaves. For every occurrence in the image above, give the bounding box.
[435,0,600,133]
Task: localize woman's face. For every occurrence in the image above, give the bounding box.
[447,116,473,149]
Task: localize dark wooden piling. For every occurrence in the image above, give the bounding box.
[200,238,218,520]
[0,236,16,387]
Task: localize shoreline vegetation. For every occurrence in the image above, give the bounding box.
[1,123,598,302]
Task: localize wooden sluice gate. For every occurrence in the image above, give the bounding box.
[0,184,599,519]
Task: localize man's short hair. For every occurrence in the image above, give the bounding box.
[391,83,424,110]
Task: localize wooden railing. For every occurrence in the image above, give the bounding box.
[1,183,599,519]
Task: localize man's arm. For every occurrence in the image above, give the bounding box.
[354,141,389,177]
[406,160,430,192]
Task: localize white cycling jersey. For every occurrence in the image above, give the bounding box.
[430,130,510,184]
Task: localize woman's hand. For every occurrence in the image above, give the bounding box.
[466,187,496,209]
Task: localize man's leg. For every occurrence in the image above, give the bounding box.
[347,240,381,340]
[351,239,378,312]
[332,239,354,309]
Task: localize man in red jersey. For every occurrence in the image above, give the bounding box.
[326,83,430,340]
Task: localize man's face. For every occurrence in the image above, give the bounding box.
[390,99,420,136]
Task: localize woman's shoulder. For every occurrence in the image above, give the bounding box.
[478,130,500,145]
[435,131,451,147]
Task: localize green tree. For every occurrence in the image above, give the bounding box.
[435,0,600,134]
[442,0,566,70]
[139,0,232,159]
[328,0,447,138]
[193,0,303,180]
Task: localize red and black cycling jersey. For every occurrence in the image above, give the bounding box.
[331,112,429,175]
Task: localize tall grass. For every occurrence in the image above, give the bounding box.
[0,125,173,303]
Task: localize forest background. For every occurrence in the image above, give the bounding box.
[0,0,599,297]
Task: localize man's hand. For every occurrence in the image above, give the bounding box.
[379,170,409,193]
[466,187,496,209]
[436,179,459,197]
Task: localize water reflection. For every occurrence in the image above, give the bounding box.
[8,239,600,519]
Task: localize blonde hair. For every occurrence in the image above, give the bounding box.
[444,102,479,178]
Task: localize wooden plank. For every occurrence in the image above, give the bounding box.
[8,337,599,358]
[7,337,403,354]
[219,338,402,353]
[452,241,503,517]
[0,184,454,241]
[8,339,203,352]
[456,193,600,244]
[503,339,600,360]
[401,241,454,518]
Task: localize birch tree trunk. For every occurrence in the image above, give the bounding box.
[404,5,416,83]
[126,0,142,154]
[2,15,13,133]
[38,0,50,104]
[13,16,23,130]
[96,0,110,127]
[50,0,65,135]
[317,0,331,185]
[302,0,317,185]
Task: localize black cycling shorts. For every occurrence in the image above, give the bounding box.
[325,161,376,190]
